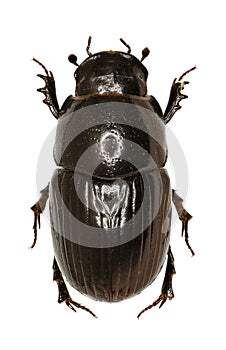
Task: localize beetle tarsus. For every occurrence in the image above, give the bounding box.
[30,203,41,249]
[33,58,59,119]
[163,66,196,124]
[30,184,49,248]
[53,258,97,318]
[181,212,195,256]
[65,298,97,318]
[137,246,175,319]
[172,190,194,256]
[178,66,197,81]
[137,295,167,319]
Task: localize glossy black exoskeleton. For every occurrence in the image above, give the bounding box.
[31,37,195,318]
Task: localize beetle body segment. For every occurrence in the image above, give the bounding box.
[50,94,171,302]
[50,169,171,302]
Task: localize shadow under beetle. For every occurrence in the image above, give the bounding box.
[30,37,196,318]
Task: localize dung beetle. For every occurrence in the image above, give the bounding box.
[30,37,195,318]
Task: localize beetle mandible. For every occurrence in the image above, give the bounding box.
[30,37,196,318]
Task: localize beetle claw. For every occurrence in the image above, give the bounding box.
[65,298,77,313]
[137,295,168,319]
[65,298,97,318]
[138,246,175,318]
[52,257,97,318]
[178,66,196,81]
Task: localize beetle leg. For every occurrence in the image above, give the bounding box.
[30,184,49,249]
[137,246,176,319]
[163,66,196,124]
[33,58,60,119]
[172,190,195,256]
[52,258,97,318]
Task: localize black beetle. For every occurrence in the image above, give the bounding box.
[31,37,195,318]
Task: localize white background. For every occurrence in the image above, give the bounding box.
[1,0,225,349]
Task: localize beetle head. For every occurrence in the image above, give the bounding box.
[68,37,149,97]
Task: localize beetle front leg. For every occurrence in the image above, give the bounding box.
[163,66,196,123]
[30,184,49,248]
[137,246,176,319]
[172,190,195,256]
[52,257,97,318]
[33,58,60,119]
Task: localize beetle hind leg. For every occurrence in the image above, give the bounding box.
[172,190,195,256]
[137,246,175,319]
[52,258,97,318]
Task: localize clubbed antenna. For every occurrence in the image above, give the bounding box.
[68,54,79,66]
[86,36,92,56]
[120,38,131,53]
[141,47,150,62]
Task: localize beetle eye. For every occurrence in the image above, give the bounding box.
[68,54,79,66]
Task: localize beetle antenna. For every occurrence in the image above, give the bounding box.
[68,54,79,66]
[178,66,196,81]
[86,36,92,56]
[141,47,150,62]
[120,38,131,54]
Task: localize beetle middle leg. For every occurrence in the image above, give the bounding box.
[137,246,176,319]
[52,257,97,318]
[172,190,195,256]
[30,184,49,249]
